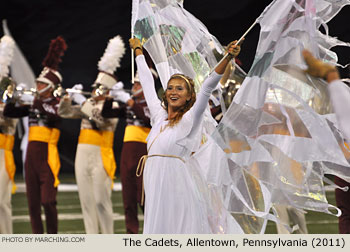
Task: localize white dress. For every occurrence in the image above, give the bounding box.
[136,55,243,234]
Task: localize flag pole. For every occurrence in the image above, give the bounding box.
[131,33,135,84]
[211,0,277,73]
[131,0,139,84]
[211,20,257,73]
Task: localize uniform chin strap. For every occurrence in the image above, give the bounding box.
[132,87,143,97]
[37,83,54,94]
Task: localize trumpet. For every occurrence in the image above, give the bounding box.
[53,85,131,98]
[90,84,132,97]
[1,79,37,104]
[53,85,92,98]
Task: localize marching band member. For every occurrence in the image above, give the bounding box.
[101,72,153,234]
[0,35,17,234]
[58,35,125,234]
[4,36,67,234]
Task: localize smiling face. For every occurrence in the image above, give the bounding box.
[165,78,191,112]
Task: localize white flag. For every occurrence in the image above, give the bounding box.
[212,0,350,230]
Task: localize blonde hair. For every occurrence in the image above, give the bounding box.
[162,74,196,126]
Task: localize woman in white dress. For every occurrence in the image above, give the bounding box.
[129,38,242,234]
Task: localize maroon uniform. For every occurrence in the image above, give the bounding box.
[4,97,61,234]
[102,97,150,234]
[335,176,350,233]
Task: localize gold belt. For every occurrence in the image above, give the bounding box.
[0,133,16,193]
[136,154,185,206]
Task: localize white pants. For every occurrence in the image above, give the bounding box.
[0,149,12,234]
[75,144,113,234]
[275,205,308,234]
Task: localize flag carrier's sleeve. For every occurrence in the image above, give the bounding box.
[135,55,162,123]
[192,71,222,122]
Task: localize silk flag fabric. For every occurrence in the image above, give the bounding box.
[132,0,350,233]
[211,0,350,232]
[131,0,225,90]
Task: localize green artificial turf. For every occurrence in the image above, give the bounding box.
[11,174,339,234]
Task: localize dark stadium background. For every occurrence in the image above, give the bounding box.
[1,0,349,175]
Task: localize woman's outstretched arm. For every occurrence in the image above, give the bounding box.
[192,39,243,122]
[303,50,350,141]
[130,38,162,121]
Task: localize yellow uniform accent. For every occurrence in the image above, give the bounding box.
[123,125,150,143]
[78,129,116,184]
[28,126,61,187]
[0,133,16,193]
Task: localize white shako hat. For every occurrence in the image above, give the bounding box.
[0,35,15,81]
[92,35,125,89]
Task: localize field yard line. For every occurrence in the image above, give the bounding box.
[306,219,338,225]
[266,219,338,226]
[12,202,124,212]
[15,183,336,193]
[15,182,122,193]
[12,213,144,223]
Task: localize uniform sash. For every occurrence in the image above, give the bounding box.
[28,126,61,187]
[123,125,150,143]
[0,133,16,193]
[78,129,116,186]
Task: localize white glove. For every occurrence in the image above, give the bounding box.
[71,93,86,105]
[16,83,34,104]
[71,84,83,90]
[69,84,86,105]
[17,83,28,90]
[111,90,131,103]
[19,93,35,104]
[112,81,124,91]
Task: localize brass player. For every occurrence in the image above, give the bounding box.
[101,71,154,234]
[0,35,18,234]
[4,36,67,234]
[58,35,125,234]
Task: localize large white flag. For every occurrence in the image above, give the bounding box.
[211,0,350,228]
[2,20,36,170]
[131,0,270,234]
[2,20,35,88]
[131,0,350,233]
[131,0,224,90]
